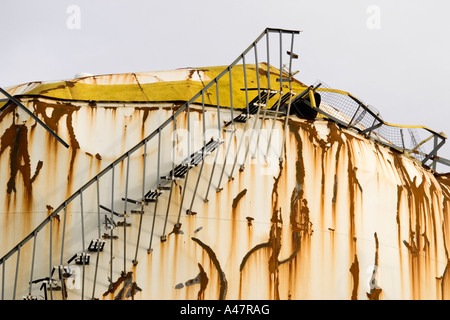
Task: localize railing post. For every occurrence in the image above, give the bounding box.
[133,142,147,264]
[108,165,115,290]
[13,245,20,300]
[205,79,221,202]
[48,219,53,300]
[188,91,208,214]
[250,43,262,160]
[122,153,130,276]
[28,232,37,298]
[176,103,191,226]
[1,259,4,300]
[161,118,177,242]
[280,32,296,161]
[80,191,86,300]
[148,130,161,254]
[266,30,282,159]
[432,135,438,171]
[241,43,262,171]
[217,68,235,192]
[92,176,101,299]
[230,54,249,177]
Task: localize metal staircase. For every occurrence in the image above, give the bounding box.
[0,28,302,300]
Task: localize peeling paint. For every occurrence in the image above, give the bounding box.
[102,271,142,300]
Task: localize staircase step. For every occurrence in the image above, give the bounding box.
[225,90,277,126]
[144,189,162,202]
[162,138,223,180]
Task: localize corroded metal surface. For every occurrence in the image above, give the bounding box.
[1,53,450,300]
[1,98,450,299]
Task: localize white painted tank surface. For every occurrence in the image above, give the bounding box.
[1,65,450,300]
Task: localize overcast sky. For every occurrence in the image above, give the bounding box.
[1,0,450,169]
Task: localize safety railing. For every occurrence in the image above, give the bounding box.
[0,27,302,300]
[308,82,449,171]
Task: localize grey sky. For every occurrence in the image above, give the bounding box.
[1,0,450,169]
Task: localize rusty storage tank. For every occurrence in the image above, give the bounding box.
[1,28,450,301]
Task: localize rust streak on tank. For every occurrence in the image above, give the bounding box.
[231,189,247,210]
[191,237,227,300]
[349,252,359,300]
[102,271,142,300]
[366,232,382,300]
[180,263,209,300]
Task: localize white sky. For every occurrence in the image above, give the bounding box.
[1,0,450,169]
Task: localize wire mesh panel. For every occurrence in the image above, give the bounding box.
[314,81,444,164]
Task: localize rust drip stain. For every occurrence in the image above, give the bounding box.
[366,232,382,300]
[327,123,345,226]
[231,189,247,210]
[268,209,283,299]
[191,237,227,300]
[196,263,209,300]
[345,140,359,245]
[287,121,312,249]
[0,110,41,210]
[176,263,209,300]
[102,271,142,300]
[349,251,359,300]
[135,106,160,138]
[31,98,81,186]
[437,222,450,299]
[396,185,403,249]
[239,242,271,272]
